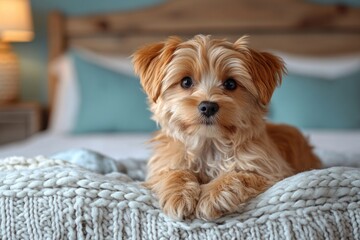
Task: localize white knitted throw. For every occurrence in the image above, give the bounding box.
[0,156,360,240]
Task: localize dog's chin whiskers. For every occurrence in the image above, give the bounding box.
[199,116,217,126]
[201,120,215,126]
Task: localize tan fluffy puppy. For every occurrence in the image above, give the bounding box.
[132,35,321,221]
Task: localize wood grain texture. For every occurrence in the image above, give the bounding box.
[61,0,360,56]
[69,33,360,57]
[66,0,360,36]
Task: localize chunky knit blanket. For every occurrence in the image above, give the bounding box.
[0,156,360,240]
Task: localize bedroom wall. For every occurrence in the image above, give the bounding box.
[12,0,359,106]
[12,0,163,105]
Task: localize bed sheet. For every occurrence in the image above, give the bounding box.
[304,129,360,153]
[304,129,360,167]
[0,130,359,166]
[0,132,153,160]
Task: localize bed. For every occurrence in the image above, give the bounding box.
[0,0,358,162]
[1,0,360,239]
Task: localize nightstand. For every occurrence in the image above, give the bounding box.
[0,102,42,145]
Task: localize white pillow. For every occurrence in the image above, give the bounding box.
[272,51,360,80]
[49,55,79,133]
[49,50,135,133]
[75,48,135,77]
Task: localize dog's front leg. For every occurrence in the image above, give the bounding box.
[196,171,272,220]
[145,169,201,220]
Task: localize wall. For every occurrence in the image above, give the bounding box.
[12,0,163,105]
[12,0,359,106]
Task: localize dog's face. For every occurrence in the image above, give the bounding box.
[133,35,285,140]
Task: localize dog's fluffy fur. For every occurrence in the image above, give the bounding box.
[132,35,321,220]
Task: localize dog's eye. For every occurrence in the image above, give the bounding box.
[181,77,193,89]
[223,78,237,90]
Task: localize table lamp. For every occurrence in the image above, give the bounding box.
[0,0,33,103]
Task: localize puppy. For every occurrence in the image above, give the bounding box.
[132,35,321,221]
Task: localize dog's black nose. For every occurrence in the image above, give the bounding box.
[198,101,219,117]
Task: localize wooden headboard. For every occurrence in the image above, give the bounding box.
[47,0,360,115]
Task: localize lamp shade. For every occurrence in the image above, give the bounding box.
[0,0,33,42]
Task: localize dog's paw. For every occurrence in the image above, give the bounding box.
[195,181,240,221]
[195,172,270,221]
[148,170,201,220]
[161,180,200,220]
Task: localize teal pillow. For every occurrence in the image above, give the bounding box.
[71,51,157,133]
[269,71,360,129]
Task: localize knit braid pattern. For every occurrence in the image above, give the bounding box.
[0,156,359,240]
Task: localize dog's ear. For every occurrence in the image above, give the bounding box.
[234,37,285,105]
[246,49,285,105]
[132,37,182,103]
